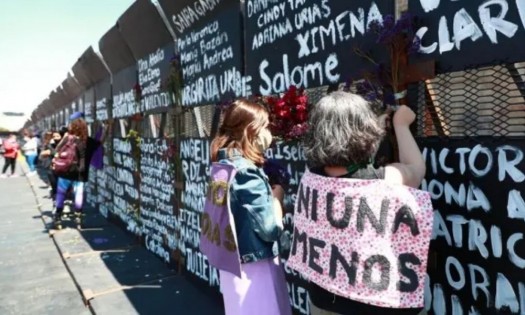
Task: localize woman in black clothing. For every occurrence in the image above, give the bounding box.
[39,131,62,201]
[299,92,427,315]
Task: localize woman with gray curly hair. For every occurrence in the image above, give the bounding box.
[298,91,426,315]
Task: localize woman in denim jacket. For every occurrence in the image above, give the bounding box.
[211,99,292,315]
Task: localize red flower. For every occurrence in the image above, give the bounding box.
[276,108,291,119]
[295,109,307,123]
[296,95,308,105]
[295,103,307,112]
[265,85,309,141]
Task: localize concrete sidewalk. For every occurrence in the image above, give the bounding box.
[0,160,224,315]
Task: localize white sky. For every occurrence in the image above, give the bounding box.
[0,0,135,129]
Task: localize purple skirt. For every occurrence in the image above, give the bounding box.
[220,256,292,315]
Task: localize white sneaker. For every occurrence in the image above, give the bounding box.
[10,174,18,178]
[26,171,36,177]
[0,174,8,178]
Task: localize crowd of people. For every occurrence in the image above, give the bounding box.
[5,91,428,314]
[0,112,104,230]
[202,91,429,315]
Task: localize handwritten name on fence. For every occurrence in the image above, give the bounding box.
[112,66,138,119]
[411,0,525,72]
[139,138,177,263]
[245,0,395,95]
[176,0,248,106]
[420,139,525,314]
[112,138,141,234]
[137,45,174,113]
[179,138,219,288]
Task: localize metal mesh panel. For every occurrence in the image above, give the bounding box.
[305,86,329,105]
[414,62,525,138]
[198,104,216,136]
[183,109,199,137]
[163,109,177,138]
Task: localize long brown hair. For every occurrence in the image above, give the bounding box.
[69,119,88,142]
[211,99,269,166]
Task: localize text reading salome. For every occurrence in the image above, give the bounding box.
[258,53,340,95]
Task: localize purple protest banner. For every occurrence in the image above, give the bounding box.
[90,126,104,170]
[200,162,242,277]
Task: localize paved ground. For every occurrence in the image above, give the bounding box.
[0,158,224,315]
[0,163,90,315]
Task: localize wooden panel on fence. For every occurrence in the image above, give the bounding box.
[411,0,525,73]
[418,137,525,315]
[158,0,229,37]
[73,47,110,86]
[265,142,309,315]
[95,78,112,121]
[84,88,95,124]
[62,74,83,104]
[136,42,175,114]
[244,0,395,96]
[139,137,178,263]
[50,86,70,113]
[99,25,136,75]
[42,99,52,119]
[160,0,244,106]
[72,60,92,89]
[98,137,115,219]
[117,0,172,61]
[112,65,138,119]
[55,86,70,107]
[85,158,99,213]
[111,137,141,234]
[178,138,221,291]
[117,0,175,114]
[48,90,61,111]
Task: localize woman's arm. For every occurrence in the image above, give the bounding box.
[232,167,283,242]
[385,105,426,188]
[271,185,285,230]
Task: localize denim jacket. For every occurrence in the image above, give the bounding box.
[218,149,281,264]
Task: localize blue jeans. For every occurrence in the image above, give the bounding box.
[25,154,37,172]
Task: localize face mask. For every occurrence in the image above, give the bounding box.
[255,128,272,152]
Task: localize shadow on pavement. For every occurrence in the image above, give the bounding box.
[27,165,224,315]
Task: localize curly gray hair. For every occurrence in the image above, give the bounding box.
[303,91,385,168]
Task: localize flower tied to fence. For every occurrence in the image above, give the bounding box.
[126,129,142,173]
[133,83,142,103]
[166,54,183,104]
[351,13,422,111]
[350,13,428,165]
[265,85,309,141]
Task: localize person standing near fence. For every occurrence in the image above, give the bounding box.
[204,100,292,315]
[21,129,39,176]
[39,131,62,203]
[52,112,104,229]
[1,134,20,178]
[294,92,428,315]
